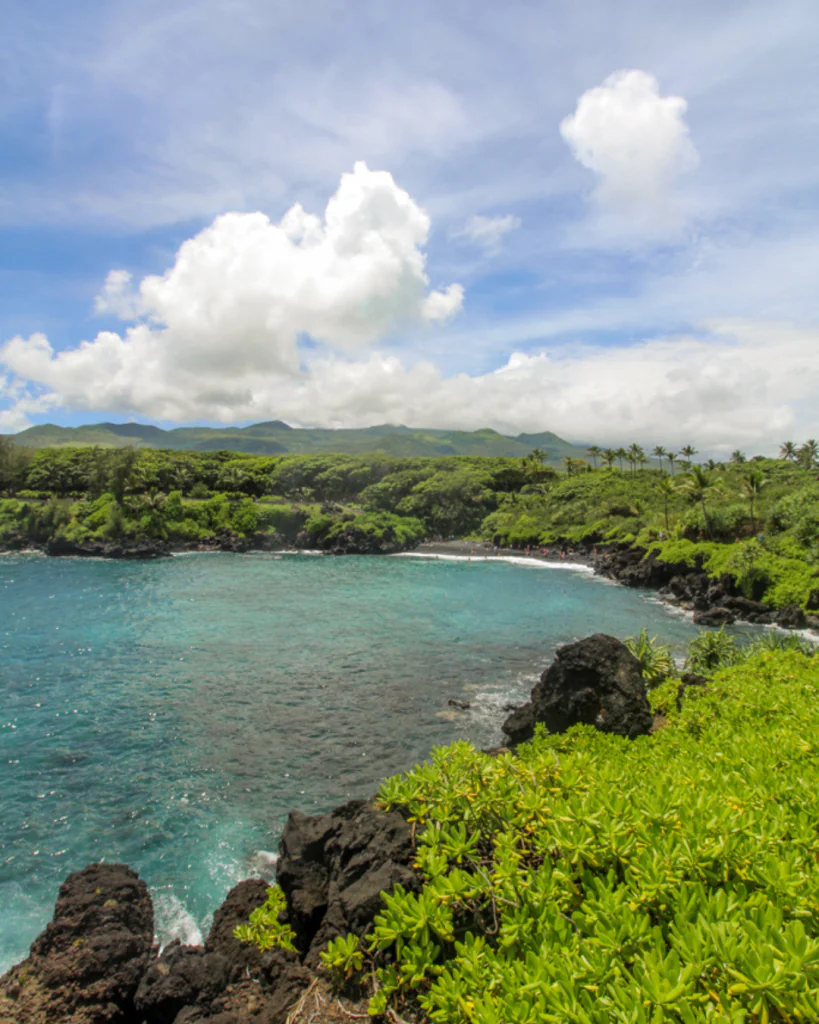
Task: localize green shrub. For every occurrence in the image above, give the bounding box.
[231,498,258,536]
[326,651,819,1022]
[233,886,297,952]
[624,629,677,688]
[684,627,743,675]
[254,503,306,540]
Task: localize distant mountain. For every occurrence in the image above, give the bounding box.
[11,421,589,464]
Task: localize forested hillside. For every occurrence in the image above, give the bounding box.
[10,421,587,462]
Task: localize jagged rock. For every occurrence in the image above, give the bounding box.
[502,634,653,745]
[45,536,171,559]
[807,614,819,631]
[721,595,768,618]
[276,799,419,964]
[0,863,154,1024]
[500,702,536,745]
[206,879,269,954]
[134,941,229,1024]
[692,607,736,627]
[447,699,471,710]
[775,604,807,630]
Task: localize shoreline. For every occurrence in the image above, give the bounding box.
[5,537,818,633]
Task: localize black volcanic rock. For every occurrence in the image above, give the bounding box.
[0,863,154,1023]
[775,604,807,630]
[277,799,419,964]
[693,607,736,627]
[502,634,653,745]
[135,941,229,1024]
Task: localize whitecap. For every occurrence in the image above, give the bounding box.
[152,890,204,950]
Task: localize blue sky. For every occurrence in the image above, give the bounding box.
[1,0,818,451]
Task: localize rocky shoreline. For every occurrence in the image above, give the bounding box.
[408,539,819,631]
[5,533,819,630]
[0,635,663,1024]
[0,803,423,1024]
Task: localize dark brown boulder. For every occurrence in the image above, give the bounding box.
[775,604,807,630]
[276,798,419,964]
[0,863,154,1024]
[502,634,653,745]
[134,941,229,1024]
[206,879,270,962]
[135,878,310,1024]
[692,607,736,627]
[500,702,536,745]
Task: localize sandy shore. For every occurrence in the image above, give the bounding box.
[407,539,594,565]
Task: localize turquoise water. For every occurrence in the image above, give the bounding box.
[2,552,710,972]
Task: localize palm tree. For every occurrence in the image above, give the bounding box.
[680,445,698,465]
[586,445,602,468]
[651,445,667,473]
[602,448,617,470]
[729,450,746,466]
[656,477,675,532]
[798,440,819,469]
[677,466,722,539]
[740,468,767,534]
[562,456,581,476]
[637,451,648,472]
[666,451,678,477]
[529,448,546,465]
[615,447,628,472]
[627,443,644,476]
[779,441,798,462]
[218,466,248,492]
[173,466,193,493]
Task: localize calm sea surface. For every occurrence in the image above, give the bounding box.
[2,551,712,971]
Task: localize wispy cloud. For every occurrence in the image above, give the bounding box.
[455,214,521,253]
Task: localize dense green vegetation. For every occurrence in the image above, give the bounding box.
[234,645,819,1022]
[0,442,539,552]
[484,448,819,610]
[10,420,587,463]
[1,436,818,609]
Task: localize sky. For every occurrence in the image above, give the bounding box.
[1,0,819,453]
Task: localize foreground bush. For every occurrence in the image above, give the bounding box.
[318,651,819,1022]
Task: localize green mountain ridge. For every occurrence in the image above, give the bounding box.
[11,421,586,463]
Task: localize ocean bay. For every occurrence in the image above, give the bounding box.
[2,552,712,972]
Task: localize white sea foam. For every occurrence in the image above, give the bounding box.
[393,552,594,572]
[250,850,278,876]
[152,890,204,950]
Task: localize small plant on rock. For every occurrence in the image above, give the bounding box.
[233,886,297,952]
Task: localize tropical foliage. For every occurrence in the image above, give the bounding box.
[241,648,819,1022]
[363,651,819,1021]
[2,437,818,609]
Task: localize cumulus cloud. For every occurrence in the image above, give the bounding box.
[241,320,815,452]
[0,162,463,421]
[561,70,699,239]
[4,314,819,453]
[457,214,521,252]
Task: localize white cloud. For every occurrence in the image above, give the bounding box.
[560,69,699,240]
[4,315,819,454]
[1,162,463,423]
[456,214,521,252]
